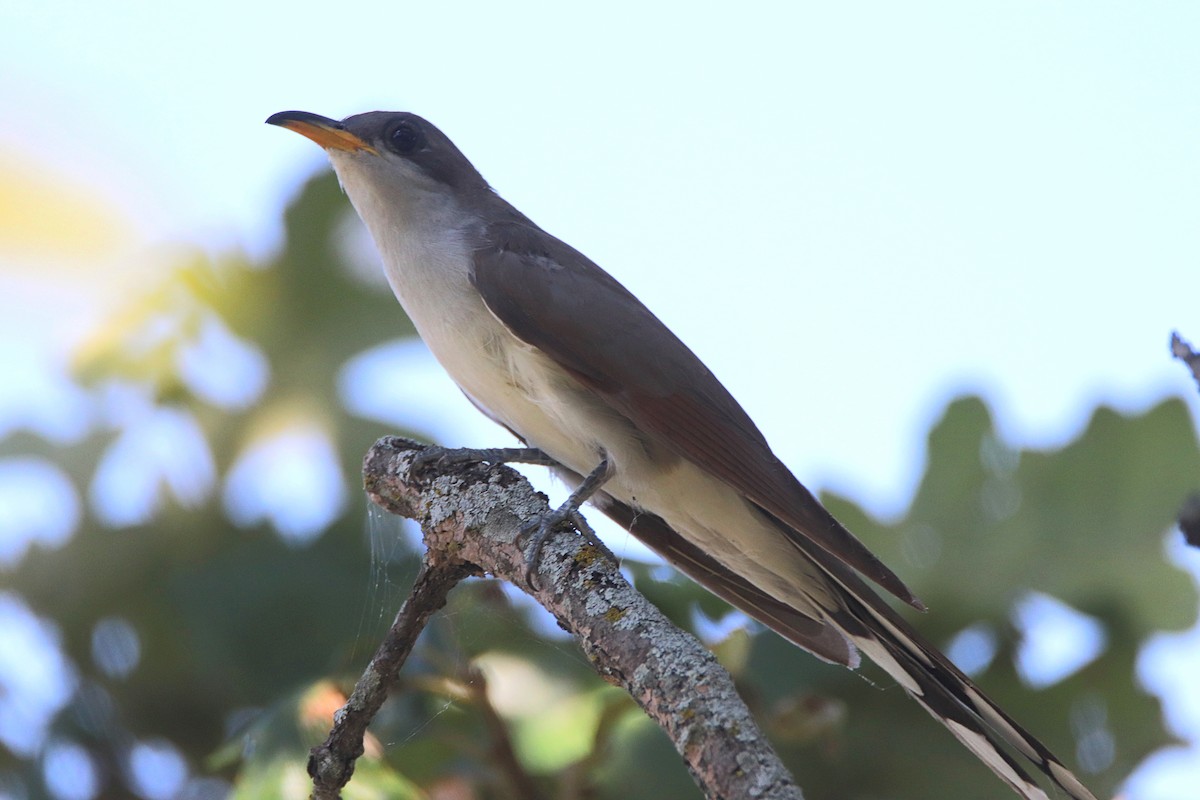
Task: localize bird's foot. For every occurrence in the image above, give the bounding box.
[409,445,556,477]
[520,503,613,587]
[520,455,615,586]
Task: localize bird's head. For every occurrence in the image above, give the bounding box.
[267,110,491,211]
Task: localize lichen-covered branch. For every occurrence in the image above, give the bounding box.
[312,435,803,800]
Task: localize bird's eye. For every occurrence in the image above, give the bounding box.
[388,121,422,154]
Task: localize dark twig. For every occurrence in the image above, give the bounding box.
[1170,331,1200,393]
[1169,332,1200,549]
[314,435,803,800]
[1179,493,1200,550]
[308,557,477,798]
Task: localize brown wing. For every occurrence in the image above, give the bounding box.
[470,221,923,610]
[591,491,857,665]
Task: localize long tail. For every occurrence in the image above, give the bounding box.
[763,506,1097,800]
[823,559,1095,800]
[597,493,1097,800]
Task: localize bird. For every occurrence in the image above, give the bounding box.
[267,109,1097,800]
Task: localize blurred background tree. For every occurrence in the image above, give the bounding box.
[2,168,1198,800]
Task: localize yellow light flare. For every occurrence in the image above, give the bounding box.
[0,151,137,268]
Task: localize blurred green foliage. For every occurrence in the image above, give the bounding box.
[2,171,1198,800]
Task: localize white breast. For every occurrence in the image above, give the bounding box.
[327,150,837,620]
[330,151,621,477]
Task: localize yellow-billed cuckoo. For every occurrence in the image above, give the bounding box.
[267,110,1095,800]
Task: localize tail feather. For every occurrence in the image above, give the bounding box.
[834,596,1053,800]
[588,490,1097,800]
[795,532,1098,800]
[594,490,859,666]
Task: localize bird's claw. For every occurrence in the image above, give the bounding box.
[409,445,459,476]
[520,508,574,586]
[410,446,554,477]
[520,506,613,588]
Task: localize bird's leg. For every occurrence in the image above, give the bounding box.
[410,445,559,476]
[521,456,614,584]
[410,445,616,582]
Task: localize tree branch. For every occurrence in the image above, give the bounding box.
[1170,331,1200,548]
[1171,330,1200,393]
[310,435,804,800]
[309,557,476,798]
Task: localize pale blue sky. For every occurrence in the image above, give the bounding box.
[3,1,1197,510]
[2,2,1199,797]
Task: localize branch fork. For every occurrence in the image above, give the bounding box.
[308,435,802,800]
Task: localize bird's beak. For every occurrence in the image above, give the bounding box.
[266,110,378,154]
